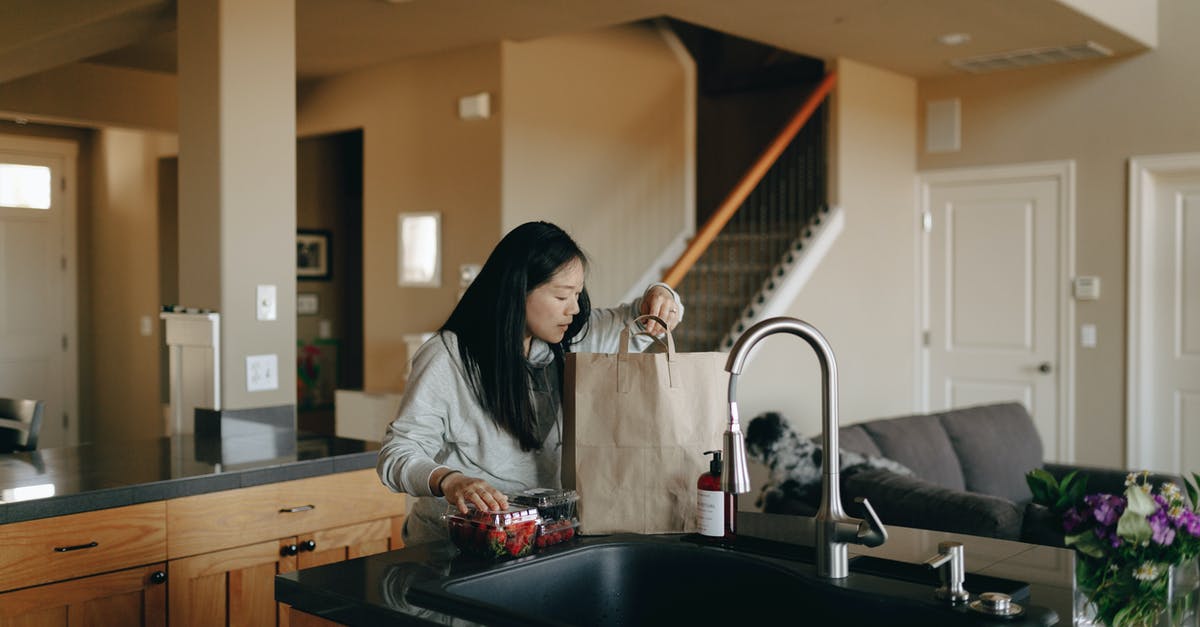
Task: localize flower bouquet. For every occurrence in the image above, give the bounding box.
[1026,468,1200,627]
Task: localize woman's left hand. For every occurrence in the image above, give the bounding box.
[640,285,681,336]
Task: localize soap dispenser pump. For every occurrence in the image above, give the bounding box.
[698,450,736,541]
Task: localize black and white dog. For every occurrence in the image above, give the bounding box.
[745,411,912,512]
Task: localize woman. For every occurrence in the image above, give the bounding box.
[377,221,684,544]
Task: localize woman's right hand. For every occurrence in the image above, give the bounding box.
[441,472,509,514]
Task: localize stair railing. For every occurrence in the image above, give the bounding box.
[661,71,837,288]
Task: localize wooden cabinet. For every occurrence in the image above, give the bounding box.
[0,502,166,591]
[0,563,167,626]
[167,518,400,627]
[0,503,167,626]
[166,469,406,627]
[0,469,406,627]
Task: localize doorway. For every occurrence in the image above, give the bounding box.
[1127,153,1200,474]
[296,130,364,434]
[0,134,78,448]
[918,161,1075,462]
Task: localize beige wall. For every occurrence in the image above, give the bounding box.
[0,63,177,132]
[297,44,504,391]
[90,127,176,441]
[737,59,919,440]
[917,0,1200,466]
[501,24,692,305]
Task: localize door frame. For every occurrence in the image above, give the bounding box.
[0,133,79,446]
[1126,152,1200,470]
[916,160,1076,461]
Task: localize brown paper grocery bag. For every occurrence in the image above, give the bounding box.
[562,316,729,534]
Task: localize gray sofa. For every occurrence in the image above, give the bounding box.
[755,402,1168,544]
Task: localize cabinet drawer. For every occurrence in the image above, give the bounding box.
[167,469,407,559]
[0,502,167,592]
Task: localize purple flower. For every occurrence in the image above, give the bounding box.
[1094,525,1123,548]
[1178,510,1200,537]
[1085,493,1126,527]
[1149,511,1176,546]
[1063,506,1089,533]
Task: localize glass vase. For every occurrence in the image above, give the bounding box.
[1074,557,1199,627]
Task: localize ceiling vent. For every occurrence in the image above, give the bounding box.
[950,41,1113,74]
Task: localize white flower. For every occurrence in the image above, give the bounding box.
[1126,473,1139,487]
[1133,563,1164,581]
[1162,483,1182,500]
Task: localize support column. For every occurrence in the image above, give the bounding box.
[177,0,296,415]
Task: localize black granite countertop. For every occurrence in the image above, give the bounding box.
[277,512,1076,626]
[0,431,380,524]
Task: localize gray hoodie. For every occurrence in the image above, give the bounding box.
[377,286,682,544]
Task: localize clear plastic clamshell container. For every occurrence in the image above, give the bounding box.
[445,505,540,559]
[509,488,579,522]
[510,488,580,550]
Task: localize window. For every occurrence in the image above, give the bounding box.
[0,163,52,209]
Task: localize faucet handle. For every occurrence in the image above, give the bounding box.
[853,497,887,547]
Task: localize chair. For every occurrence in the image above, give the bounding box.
[0,398,44,453]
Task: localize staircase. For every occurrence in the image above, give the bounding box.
[669,83,833,353]
[659,20,834,353]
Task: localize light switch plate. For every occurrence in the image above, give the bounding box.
[256,285,277,321]
[246,354,278,391]
[1073,276,1101,300]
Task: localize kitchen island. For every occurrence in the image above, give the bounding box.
[277,512,1076,626]
[0,430,408,625]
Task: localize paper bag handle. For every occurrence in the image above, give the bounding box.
[618,315,676,357]
[617,314,679,391]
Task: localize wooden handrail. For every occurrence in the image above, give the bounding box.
[662,71,837,287]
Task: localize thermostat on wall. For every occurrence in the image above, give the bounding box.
[1073,276,1101,300]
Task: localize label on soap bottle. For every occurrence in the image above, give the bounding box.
[697,489,724,537]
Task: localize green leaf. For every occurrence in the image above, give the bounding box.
[1025,468,1060,507]
[1062,471,1088,504]
[1066,531,1107,559]
[1188,472,1200,508]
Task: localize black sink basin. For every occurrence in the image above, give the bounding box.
[408,535,1057,626]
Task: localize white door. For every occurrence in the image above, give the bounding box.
[1128,154,1200,474]
[920,162,1074,461]
[0,135,78,448]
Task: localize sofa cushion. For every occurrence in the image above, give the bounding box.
[838,424,883,458]
[858,414,966,491]
[938,402,1041,503]
[844,469,1024,540]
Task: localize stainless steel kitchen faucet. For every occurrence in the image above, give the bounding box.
[723,316,887,578]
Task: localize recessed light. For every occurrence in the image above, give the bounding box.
[938,33,972,46]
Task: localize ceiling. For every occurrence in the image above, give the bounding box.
[1,0,1154,84]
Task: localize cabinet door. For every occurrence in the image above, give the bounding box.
[295,518,397,571]
[0,563,167,626]
[168,538,297,627]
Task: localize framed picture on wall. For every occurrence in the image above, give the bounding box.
[297,229,332,280]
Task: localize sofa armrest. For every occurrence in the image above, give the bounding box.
[1043,463,1187,502]
[843,469,1024,541]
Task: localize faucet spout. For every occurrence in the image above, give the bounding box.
[725,316,887,579]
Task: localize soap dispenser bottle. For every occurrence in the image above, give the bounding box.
[698,450,736,541]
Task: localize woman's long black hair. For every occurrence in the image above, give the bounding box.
[441,221,592,451]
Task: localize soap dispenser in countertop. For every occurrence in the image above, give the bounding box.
[698,450,736,541]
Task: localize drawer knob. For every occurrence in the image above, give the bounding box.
[53,541,99,553]
[301,539,317,552]
[150,570,167,584]
[279,504,315,514]
[281,543,299,557]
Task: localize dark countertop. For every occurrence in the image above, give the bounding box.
[0,431,381,524]
[277,512,1076,626]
